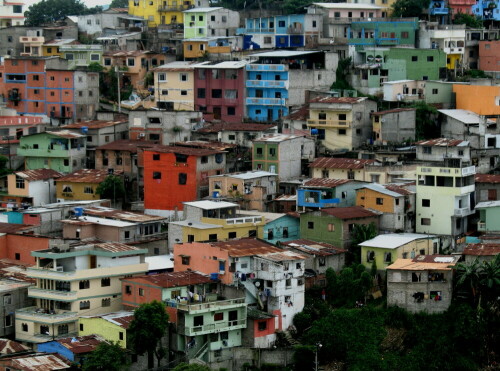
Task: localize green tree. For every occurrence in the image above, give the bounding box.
[128,300,169,369]
[82,341,128,371]
[88,62,104,73]
[109,0,129,8]
[453,13,483,28]
[455,258,481,306]
[331,58,353,91]
[172,363,212,371]
[96,175,126,202]
[0,155,13,175]
[24,0,102,26]
[413,101,439,140]
[350,222,378,264]
[391,0,430,17]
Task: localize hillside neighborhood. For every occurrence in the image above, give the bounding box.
[0,0,499,369]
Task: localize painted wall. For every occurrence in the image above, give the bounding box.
[79,317,127,347]
[453,84,500,115]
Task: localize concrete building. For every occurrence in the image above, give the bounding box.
[249,212,300,245]
[307,96,377,151]
[245,51,338,122]
[356,183,416,233]
[60,44,103,69]
[252,134,315,180]
[209,171,278,212]
[300,206,381,249]
[76,9,146,36]
[371,108,416,144]
[382,80,457,108]
[387,255,459,313]
[462,243,500,264]
[416,138,471,164]
[416,161,476,249]
[360,233,440,271]
[15,241,148,344]
[453,84,500,116]
[298,178,368,210]
[0,278,33,338]
[183,7,240,39]
[167,200,265,244]
[0,0,25,28]
[475,174,500,203]
[55,169,122,202]
[473,0,500,21]
[464,28,500,70]
[479,40,500,73]
[183,36,235,60]
[348,18,418,47]
[6,169,61,207]
[153,61,197,111]
[476,201,500,233]
[309,157,375,182]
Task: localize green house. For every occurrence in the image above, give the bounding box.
[18,130,87,174]
[60,44,103,69]
[476,201,500,232]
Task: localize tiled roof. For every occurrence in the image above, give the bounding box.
[63,120,127,129]
[14,169,62,182]
[144,145,222,156]
[123,271,213,288]
[303,178,352,187]
[196,122,276,133]
[283,239,346,255]
[284,104,309,121]
[309,96,366,104]
[309,157,375,169]
[0,339,30,354]
[371,108,416,116]
[321,206,380,219]
[475,173,500,184]
[56,169,123,183]
[56,335,106,354]
[174,141,237,151]
[96,140,158,153]
[415,138,469,147]
[463,243,500,256]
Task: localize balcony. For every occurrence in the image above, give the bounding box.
[244,28,275,33]
[158,4,193,11]
[307,119,351,128]
[246,64,287,72]
[454,207,474,217]
[16,306,78,325]
[28,287,77,301]
[202,215,264,227]
[461,166,476,176]
[478,221,486,231]
[245,80,289,89]
[177,298,246,314]
[430,6,450,15]
[246,97,287,106]
[444,47,464,54]
[179,318,247,336]
[287,26,303,34]
[298,189,340,208]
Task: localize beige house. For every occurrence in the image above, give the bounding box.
[15,241,148,343]
[6,169,62,207]
[153,61,197,111]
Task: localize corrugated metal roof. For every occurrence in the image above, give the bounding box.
[415,138,469,147]
[63,120,127,129]
[95,242,142,253]
[196,122,276,133]
[283,239,346,256]
[82,311,134,329]
[313,2,382,8]
[309,157,376,169]
[96,139,158,153]
[123,271,213,288]
[56,169,123,183]
[15,169,62,182]
[309,96,366,104]
[284,104,309,121]
[358,183,404,198]
[476,200,500,209]
[371,108,416,116]
[475,173,500,184]
[1,353,72,370]
[360,233,435,249]
[84,207,166,222]
[253,134,309,143]
[386,258,457,271]
[57,335,106,354]
[303,178,352,188]
[274,194,297,201]
[144,145,222,156]
[438,109,481,124]
[0,339,30,354]
[46,130,84,139]
[321,206,380,219]
[463,243,500,256]
[174,141,237,151]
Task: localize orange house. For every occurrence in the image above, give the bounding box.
[143,145,225,212]
[453,84,500,116]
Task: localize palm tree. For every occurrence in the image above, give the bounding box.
[478,255,500,304]
[455,258,481,305]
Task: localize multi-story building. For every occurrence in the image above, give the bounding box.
[122,271,246,367]
[356,183,416,232]
[0,0,25,28]
[252,134,315,180]
[478,40,500,74]
[308,157,375,181]
[143,145,226,213]
[348,18,418,47]
[76,8,146,36]
[18,130,87,173]
[464,28,500,69]
[0,278,33,338]
[415,138,471,164]
[194,61,247,123]
[183,7,239,39]
[387,255,459,313]
[154,61,197,111]
[428,0,449,20]
[183,37,235,60]
[42,39,77,57]
[15,241,148,343]
[60,44,103,69]
[245,50,337,122]
[167,200,265,249]
[416,160,476,249]
[19,34,44,57]
[448,0,476,16]
[128,0,195,27]
[307,96,377,151]
[476,201,500,233]
[473,0,500,21]
[237,14,323,50]
[209,171,278,212]
[55,169,121,202]
[371,108,416,144]
[1,57,99,122]
[475,173,500,203]
[297,178,368,210]
[6,169,62,207]
[453,84,500,116]
[382,80,456,108]
[463,243,500,264]
[174,239,306,333]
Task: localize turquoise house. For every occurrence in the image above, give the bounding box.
[476,201,500,232]
[17,130,86,174]
[241,212,300,245]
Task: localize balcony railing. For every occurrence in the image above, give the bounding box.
[158,4,193,11]
[177,297,245,312]
[462,166,476,176]
[28,287,77,300]
[180,318,247,336]
[246,64,287,72]
[246,97,287,106]
[307,119,351,128]
[287,26,303,34]
[245,80,288,89]
[245,28,275,33]
[16,306,78,324]
[454,207,474,217]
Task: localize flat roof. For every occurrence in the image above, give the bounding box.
[145,254,174,271]
[360,233,436,249]
[387,255,459,270]
[476,201,500,209]
[249,50,321,58]
[312,2,383,9]
[61,215,135,228]
[194,60,248,69]
[169,220,223,229]
[211,171,277,180]
[183,200,238,210]
[239,210,286,222]
[184,7,223,12]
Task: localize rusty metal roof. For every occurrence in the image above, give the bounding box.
[463,243,500,256]
[84,207,166,222]
[0,353,72,370]
[96,139,158,153]
[0,223,34,234]
[0,339,30,354]
[303,178,352,188]
[15,169,62,182]
[320,206,380,219]
[415,138,469,147]
[104,50,153,57]
[475,173,500,184]
[387,255,459,271]
[371,108,416,116]
[196,122,276,133]
[283,239,346,256]
[284,104,309,121]
[63,120,127,129]
[309,157,376,169]
[56,335,106,354]
[207,238,306,260]
[384,184,415,196]
[174,141,237,151]
[56,169,123,183]
[144,145,222,156]
[309,96,366,104]
[123,271,213,288]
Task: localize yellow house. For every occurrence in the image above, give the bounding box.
[360,233,439,271]
[154,61,196,110]
[128,0,194,27]
[79,311,133,348]
[6,169,61,207]
[42,39,77,57]
[55,169,123,202]
[183,37,232,59]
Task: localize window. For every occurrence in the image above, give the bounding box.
[22,323,28,332]
[366,250,375,262]
[158,73,166,82]
[384,252,392,263]
[411,56,418,62]
[421,218,431,226]
[427,56,434,62]
[180,73,188,81]
[328,223,335,232]
[101,277,111,287]
[125,285,132,294]
[338,129,346,135]
[13,4,22,12]
[209,233,217,241]
[181,256,190,265]
[286,278,292,287]
[227,107,236,116]
[153,172,162,180]
[119,332,124,340]
[307,221,314,229]
[3,294,12,305]
[179,173,187,185]
[79,280,90,289]
[84,186,93,194]
[370,174,380,183]
[212,89,222,98]
[432,89,438,94]
[90,54,99,61]
[15,175,25,189]
[278,20,286,27]
[139,288,144,296]
[197,88,205,98]
[401,31,409,38]
[430,291,442,301]
[15,253,20,260]
[80,300,90,310]
[214,312,223,321]
[149,133,160,141]
[422,199,430,207]
[376,198,383,205]
[258,321,267,331]
[32,75,39,81]
[228,231,236,239]
[194,315,204,327]
[127,58,135,66]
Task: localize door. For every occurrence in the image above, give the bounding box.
[89,255,96,269]
[213,106,221,119]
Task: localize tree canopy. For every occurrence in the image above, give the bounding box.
[453,13,483,28]
[391,0,430,17]
[96,175,126,202]
[82,341,128,371]
[24,0,102,26]
[128,300,169,369]
[109,0,129,8]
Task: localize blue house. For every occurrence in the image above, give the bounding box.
[473,0,500,20]
[298,179,368,210]
[240,211,300,245]
[429,0,449,16]
[37,335,106,365]
[348,18,418,47]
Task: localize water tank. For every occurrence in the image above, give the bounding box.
[311,129,319,135]
[81,126,88,134]
[74,207,84,217]
[212,191,220,198]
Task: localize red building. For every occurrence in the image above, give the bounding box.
[479,40,500,72]
[194,61,247,123]
[143,145,226,212]
[0,57,98,123]
[448,0,476,16]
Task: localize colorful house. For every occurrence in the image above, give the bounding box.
[55,169,122,202]
[60,44,103,69]
[476,201,500,232]
[300,206,381,249]
[183,37,234,59]
[348,18,418,47]
[37,335,106,365]
[15,241,148,343]
[193,61,247,123]
[475,173,500,203]
[0,0,25,28]
[128,0,195,27]
[79,311,133,348]
[143,145,226,213]
[42,39,77,57]
[360,233,439,271]
[308,157,375,181]
[17,130,87,173]
[183,7,239,39]
[154,61,197,111]
[453,84,500,116]
[472,0,500,21]
[307,96,377,151]
[238,211,300,245]
[298,178,367,210]
[6,169,62,207]
[462,243,500,264]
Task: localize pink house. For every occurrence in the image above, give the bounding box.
[194,61,247,123]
